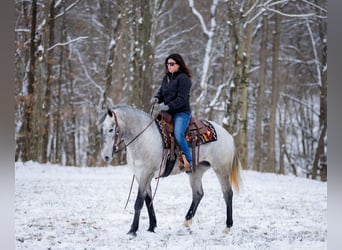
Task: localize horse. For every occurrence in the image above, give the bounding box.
[97,105,242,237]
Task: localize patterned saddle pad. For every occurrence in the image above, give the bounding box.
[155,111,217,149]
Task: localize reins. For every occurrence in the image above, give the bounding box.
[151,149,168,206]
[124,174,135,209]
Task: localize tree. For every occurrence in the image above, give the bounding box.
[266,4,281,173]
[225,0,257,169]
[18,0,37,162]
[309,1,327,180]
[130,0,162,112]
[188,0,218,116]
[41,0,57,162]
[253,13,268,172]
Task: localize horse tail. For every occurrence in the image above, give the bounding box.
[229,150,242,193]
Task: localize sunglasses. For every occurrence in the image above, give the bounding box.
[166,62,177,66]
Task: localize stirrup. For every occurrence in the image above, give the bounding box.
[179,165,192,173]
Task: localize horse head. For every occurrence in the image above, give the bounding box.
[98,108,121,162]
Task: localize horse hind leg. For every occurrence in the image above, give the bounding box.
[223,186,233,233]
[214,169,234,233]
[223,151,242,233]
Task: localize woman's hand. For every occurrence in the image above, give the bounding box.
[156,103,169,112]
[150,97,159,105]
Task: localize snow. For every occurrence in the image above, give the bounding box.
[15,161,327,250]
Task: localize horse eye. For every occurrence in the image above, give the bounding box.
[109,128,114,133]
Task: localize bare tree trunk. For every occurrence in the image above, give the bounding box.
[318,26,327,182]
[54,10,67,164]
[226,0,256,169]
[42,0,56,163]
[312,123,327,179]
[130,0,160,111]
[100,0,122,109]
[131,0,149,111]
[102,40,116,109]
[311,4,327,180]
[188,0,218,116]
[278,72,292,175]
[15,1,31,161]
[114,3,130,104]
[320,155,327,182]
[19,0,37,162]
[65,41,77,166]
[266,7,281,173]
[253,14,268,171]
[278,112,285,175]
[312,56,327,179]
[33,49,46,162]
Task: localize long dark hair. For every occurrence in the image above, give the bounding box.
[164,53,192,79]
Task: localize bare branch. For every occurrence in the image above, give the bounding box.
[305,19,322,87]
[55,0,82,19]
[188,0,210,36]
[47,36,88,51]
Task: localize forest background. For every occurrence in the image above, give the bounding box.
[14,0,327,181]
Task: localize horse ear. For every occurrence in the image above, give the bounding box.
[107,108,113,117]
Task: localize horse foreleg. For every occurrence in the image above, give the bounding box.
[145,185,157,232]
[127,190,145,237]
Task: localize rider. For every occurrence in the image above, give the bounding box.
[150,53,193,172]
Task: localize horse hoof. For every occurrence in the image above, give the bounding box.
[147,227,155,233]
[127,230,137,238]
[223,227,231,234]
[183,219,192,227]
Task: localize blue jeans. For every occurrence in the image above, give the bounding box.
[173,112,192,165]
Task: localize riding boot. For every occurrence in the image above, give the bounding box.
[179,153,192,173]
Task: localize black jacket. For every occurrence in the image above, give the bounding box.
[155,71,192,115]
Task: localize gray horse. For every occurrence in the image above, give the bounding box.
[98,105,242,237]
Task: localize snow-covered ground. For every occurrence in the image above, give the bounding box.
[15,161,327,250]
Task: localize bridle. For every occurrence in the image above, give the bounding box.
[111,110,121,155]
[109,108,157,154]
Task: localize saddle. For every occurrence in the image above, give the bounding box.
[155,111,217,175]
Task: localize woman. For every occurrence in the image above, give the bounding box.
[151,53,193,172]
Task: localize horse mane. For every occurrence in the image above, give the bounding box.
[96,110,107,127]
[96,104,152,126]
[112,104,153,120]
